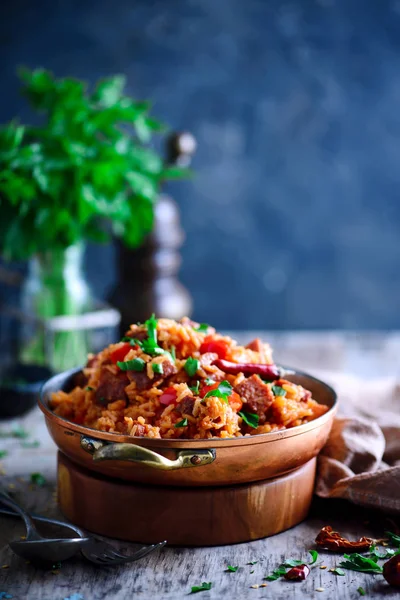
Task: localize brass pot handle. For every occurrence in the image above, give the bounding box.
[81,436,216,470]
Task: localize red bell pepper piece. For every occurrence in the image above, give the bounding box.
[199,336,230,359]
[110,343,133,365]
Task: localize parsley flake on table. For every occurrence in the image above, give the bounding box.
[247,561,258,565]
[204,380,232,403]
[152,363,164,375]
[264,565,287,581]
[238,411,259,429]
[339,553,383,573]
[308,550,319,565]
[357,587,366,596]
[30,472,46,487]
[11,426,29,439]
[331,567,345,576]
[271,385,286,397]
[190,582,212,593]
[0,451,7,459]
[117,358,146,372]
[174,419,188,428]
[185,357,200,377]
[0,593,13,599]
[282,558,304,567]
[225,565,238,572]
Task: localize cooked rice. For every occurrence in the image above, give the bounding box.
[50,317,328,439]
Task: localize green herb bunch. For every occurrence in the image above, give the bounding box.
[0,68,187,260]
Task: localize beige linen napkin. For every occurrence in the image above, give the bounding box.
[314,370,400,513]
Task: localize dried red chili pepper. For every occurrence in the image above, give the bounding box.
[212,359,281,380]
[315,526,373,552]
[284,564,310,581]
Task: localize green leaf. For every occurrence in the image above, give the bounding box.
[205,378,215,385]
[339,553,383,573]
[31,472,46,486]
[161,166,192,180]
[193,323,209,333]
[190,381,200,395]
[238,411,259,429]
[126,171,158,202]
[0,450,8,458]
[386,531,400,547]
[190,582,212,594]
[204,380,233,404]
[185,357,200,377]
[272,385,286,397]
[93,75,126,107]
[11,426,29,439]
[145,314,158,345]
[331,567,345,576]
[170,346,176,362]
[152,363,164,375]
[282,558,303,567]
[264,565,287,581]
[308,550,319,565]
[175,418,188,428]
[117,358,146,372]
[225,565,238,572]
[357,587,366,596]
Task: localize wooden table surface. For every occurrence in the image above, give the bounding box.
[1,331,400,600]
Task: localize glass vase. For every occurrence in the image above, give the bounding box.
[19,243,93,372]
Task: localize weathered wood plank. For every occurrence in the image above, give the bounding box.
[1,332,399,599]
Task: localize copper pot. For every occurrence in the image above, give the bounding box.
[39,368,337,487]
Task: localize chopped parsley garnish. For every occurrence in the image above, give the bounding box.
[331,567,345,576]
[339,553,383,573]
[190,582,212,593]
[204,380,232,403]
[205,377,215,385]
[21,440,40,449]
[190,381,200,395]
[185,357,200,377]
[152,363,164,375]
[171,346,176,361]
[31,472,46,487]
[238,411,259,429]
[247,561,258,565]
[145,313,158,345]
[86,386,94,392]
[386,531,400,547]
[175,418,188,428]
[357,587,366,596]
[120,336,132,342]
[272,385,286,397]
[193,323,209,333]
[225,565,238,572]
[264,565,287,581]
[308,549,319,565]
[117,358,146,372]
[0,450,8,458]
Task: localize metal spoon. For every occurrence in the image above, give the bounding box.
[0,491,91,563]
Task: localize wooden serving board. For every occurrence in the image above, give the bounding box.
[58,451,316,546]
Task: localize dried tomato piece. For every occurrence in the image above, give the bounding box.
[284,565,310,581]
[315,526,373,552]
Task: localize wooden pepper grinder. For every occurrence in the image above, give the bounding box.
[109,132,196,335]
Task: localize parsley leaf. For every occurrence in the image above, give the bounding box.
[190,381,200,395]
[386,531,400,547]
[8,426,29,439]
[204,380,232,403]
[193,323,209,333]
[185,357,200,377]
[86,386,94,391]
[0,450,8,458]
[190,582,212,593]
[225,565,238,572]
[152,363,164,375]
[264,565,287,581]
[21,440,40,449]
[170,345,176,361]
[205,378,215,385]
[120,336,132,342]
[117,358,146,372]
[308,550,319,565]
[357,587,366,596]
[247,561,258,565]
[339,553,383,573]
[331,567,345,576]
[282,558,303,567]
[145,314,158,345]
[175,418,188,428]
[272,385,286,397]
[238,411,259,429]
[31,472,46,486]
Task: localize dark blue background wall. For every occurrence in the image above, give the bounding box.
[1,0,400,329]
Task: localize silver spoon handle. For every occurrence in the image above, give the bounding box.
[0,506,87,538]
[0,491,40,540]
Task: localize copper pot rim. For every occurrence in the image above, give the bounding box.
[39,366,337,449]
